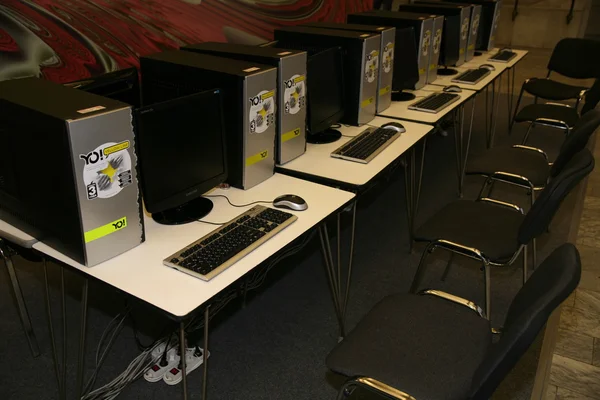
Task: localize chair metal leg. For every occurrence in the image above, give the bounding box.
[410,242,436,293]
[487,180,497,198]
[510,84,526,133]
[522,122,534,145]
[532,238,537,271]
[0,240,40,358]
[483,262,491,319]
[523,245,529,285]
[441,253,454,281]
[337,380,356,400]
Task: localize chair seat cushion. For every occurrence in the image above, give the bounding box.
[414,200,525,263]
[466,147,551,187]
[523,79,587,101]
[327,294,491,400]
[514,103,579,127]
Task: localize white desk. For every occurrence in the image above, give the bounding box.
[19,173,354,400]
[474,48,529,69]
[33,174,354,318]
[278,117,434,265]
[377,85,476,125]
[278,117,433,188]
[0,220,37,248]
[428,63,508,93]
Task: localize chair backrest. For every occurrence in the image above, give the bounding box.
[548,38,600,79]
[581,79,600,116]
[468,243,581,399]
[550,109,600,177]
[519,149,594,244]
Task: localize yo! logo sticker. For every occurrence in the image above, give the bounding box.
[422,30,431,57]
[249,90,275,134]
[472,14,480,36]
[383,42,394,74]
[284,75,305,115]
[365,50,379,83]
[80,141,132,200]
[433,29,442,55]
[461,18,470,41]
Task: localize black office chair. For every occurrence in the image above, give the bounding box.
[510,38,600,135]
[510,79,600,142]
[467,109,600,208]
[410,149,593,317]
[326,243,581,400]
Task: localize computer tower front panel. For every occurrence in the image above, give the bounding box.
[359,35,380,124]
[301,23,394,113]
[466,5,482,61]
[68,108,145,266]
[279,52,308,164]
[243,70,278,189]
[377,28,395,112]
[417,19,434,88]
[458,7,471,64]
[428,16,444,83]
[180,44,307,165]
[347,13,430,90]
[488,1,501,51]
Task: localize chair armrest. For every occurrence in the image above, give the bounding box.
[354,377,418,400]
[434,239,486,262]
[533,117,570,130]
[512,145,549,162]
[544,102,572,108]
[486,171,536,190]
[478,198,525,214]
[419,289,486,318]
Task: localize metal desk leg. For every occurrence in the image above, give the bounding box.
[202,306,210,400]
[404,137,427,247]
[75,278,89,398]
[61,268,67,397]
[460,98,477,196]
[488,74,502,148]
[43,260,65,400]
[179,321,188,400]
[0,240,40,358]
[318,201,357,339]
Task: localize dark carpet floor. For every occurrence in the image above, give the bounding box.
[0,90,583,400]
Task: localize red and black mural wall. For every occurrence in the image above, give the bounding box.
[0,0,373,83]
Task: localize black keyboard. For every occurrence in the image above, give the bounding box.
[331,126,402,163]
[408,92,460,114]
[489,50,517,62]
[452,68,491,84]
[163,206,297,281]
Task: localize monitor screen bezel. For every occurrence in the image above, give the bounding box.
[307,46,346,136]
[133,89,228,215]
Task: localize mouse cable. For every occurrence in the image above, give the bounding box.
[204,194,272,208]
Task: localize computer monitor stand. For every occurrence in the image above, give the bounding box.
[474,51,483,56]
[152,197,214,225]
[307,128,342,144]
[392,91,416,102]
[437,66,459,76]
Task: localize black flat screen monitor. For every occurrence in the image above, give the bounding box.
[306,46,346,144]
[392,27,420,101]
[134,89,228,225]
[64,68,141,108]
